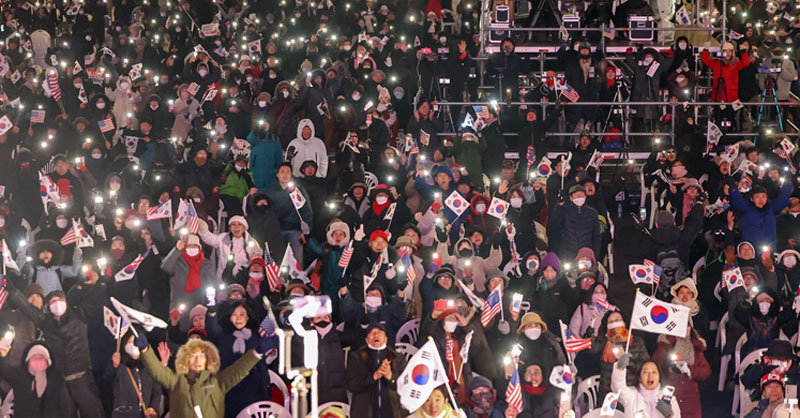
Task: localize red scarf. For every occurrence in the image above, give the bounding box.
[522,384,547,395]
[372,200,391,215]
[181,250,205,293]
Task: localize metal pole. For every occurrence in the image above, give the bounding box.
[670,102,676,145]
[722,0,727,45]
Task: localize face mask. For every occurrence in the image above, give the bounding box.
[375,196,388,205]
[526,258,539,273]
[0,217,4,228]
[96,102,106,109]
[185,247,200,257]
[678,42,687,50]
[573,44,580,51]
[607,320,625,330]
[234,165,244,172]
[124,343,140,358]
[591,293,607,304]
[365,296,382,308]
[510,197,523,208]
[524,327,541,340]
[198,69,208,77]
[394,92,403,100]
[759,301,771,315]
[352,93,361,101]
[259,101,267,107]
[344,44,352,51]
[439,37,447,44]
[92,152,102,159]
[120,82,130,89]
[193,197,202,203]
[269,72,277,79]
[443,320,458,333]
[458,248,472,258]
[643,58,654,66]
[282,90,290,98]
[785,256,797,268]
[246,76,253,82]
[249,272,264,280]
[572,197,586,207]
[150,104,159,111]
[50,300,67,316]
[110,248,125,260]
[676,75,686,83]
[475,203,487,213]
[56,219,69,229]
[74,83,82,89]
[215,125,227,134]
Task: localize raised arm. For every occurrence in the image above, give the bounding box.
[140,346,179,391]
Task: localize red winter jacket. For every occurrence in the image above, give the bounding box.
[701,50,750,102]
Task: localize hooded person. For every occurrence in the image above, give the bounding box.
[294,68,327,137]
[339,279,406,349]
[532,252,581,333]
[104,75,139,129]
[24,239,83,296]
[515,312,566,384]
[0,343,76,418]
[197,215,262,278]
[307,220,351,310]
[669,278,709,336]
[134,323,278,418]
[244,192,286,252]
[735,286,796,356]
[463,374,506,417]
[246,118,283,189]
[286,118,328,178]
[437,237,502,293]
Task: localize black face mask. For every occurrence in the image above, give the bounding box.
[580,53,591,60]
[458,249,472,257]
[315,320,331,328]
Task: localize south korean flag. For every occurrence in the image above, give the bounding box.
[630,292,690,338]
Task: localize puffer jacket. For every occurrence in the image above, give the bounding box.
[730,182,793,249]
[438,239,502,293]
[547,202,601,261]
[246,130,283,189]
[701,49,751,101]
[160,247,217,309]
[611,362,682,418]
[197,228,262,278]
[286,119,328,178]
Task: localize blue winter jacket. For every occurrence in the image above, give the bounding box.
[730,182,793,249]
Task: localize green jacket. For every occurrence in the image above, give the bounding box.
[453,134,486,189]
[218,162,256,199]
[141,346,260,418]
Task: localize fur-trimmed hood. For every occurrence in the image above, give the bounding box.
[175,339,221,374]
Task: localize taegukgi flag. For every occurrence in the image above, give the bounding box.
[630,292,690,338]
[398,339,450,412]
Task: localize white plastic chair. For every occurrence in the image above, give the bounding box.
[440,9,460,34]
[574,375,601,411]
[268,369,291,411]
[395,342,419,362]
[736,348,767,416]
[716,312,730,391]
[343,346,351,365]
[582,409,624,418]
[315,401,350,417]
[691,256,705,284]
[396,318,421,345]
[364,171,379,192]
[236,401,292,418]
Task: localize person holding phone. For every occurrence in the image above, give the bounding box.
[612,354,682,418]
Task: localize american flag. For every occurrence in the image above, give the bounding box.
[0,274,7,311]
[505,366,523,414]
[61,227,76,245]
[187,200,200,234]
[98,116,115,133]
[480,287,502,327]
[400,251,416,285]
[561,83,580,103]
[30,110,45,124]
[526,145,536,168]
[338,241,354,268]
[409,140,420,155]
[594,297,611,312]
[564,327,592,353]
[47,73,61,101]
[264,244,282,291]
[146,200,171,221]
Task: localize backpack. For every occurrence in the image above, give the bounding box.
[656,250,687,299]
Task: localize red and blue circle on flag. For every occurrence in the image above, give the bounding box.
[635,268,648,278]
[538,165,550,176]
[562,371,573,384]
[412,364,429,385]
[650,305,669,324]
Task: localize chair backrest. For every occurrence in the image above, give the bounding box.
[395,342,419,363]
[691,256,705,284]
[734,333,749,372]
[315,402,350,417]
[738,348,767,376]
[575,375,601,411]
[343,346,351,365]
[364,171,379,192]
[236,401,292,418]
[396,318,421,345]
[717,312,729,349]
[267,370,291,411]
[581,408,624,417]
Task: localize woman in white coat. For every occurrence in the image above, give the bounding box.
[612,353,681,418]
[104,75,139,129]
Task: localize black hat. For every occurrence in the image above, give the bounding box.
[764,340,795,359]
[751,184,768,195]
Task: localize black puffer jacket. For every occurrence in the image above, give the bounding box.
[635,203,703,267]
[0,343,76,418]
[547,202,601,261]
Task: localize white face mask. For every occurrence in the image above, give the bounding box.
[524,327,541,340]
[678,42,687,50]
[192,197,202,203]
[185,247,200,257]
[120,82,130,89]
[643,57,654,66]
[572,197,586,207]
[475,203,487,213]
[0,217,4,228]
[56,219,69,229]
[269,72,277,79]
[198,69,208,77]
[49,300,67,316]
[608,320,625,330]
[510,197,523,208]
[365,296,382,309]
[352,93,361,101]
[73,83,82,89]
[246,76,253,82]
[443,321,458,333]
[250,272,264,279]
[759,301,771,315]
[258,101,267,107]
[124,342,140,358]
[375,196,388,205]
[92,152,102,159]
[282,90,289,98]
[96,102,106,109]
[785,256,797,268]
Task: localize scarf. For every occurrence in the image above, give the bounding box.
[671,297,700,316]
[522,384,546,395]
[673,335,696,364]
[181,250,205,293]
[602,328,631,363]
[637,384,662,418]
[372,199,391,215]
[28,366,47,398]
[232,328,252,354]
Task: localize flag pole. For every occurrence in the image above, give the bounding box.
[115,320,122,353]
[429,336,460,412]
[1,239,6,276]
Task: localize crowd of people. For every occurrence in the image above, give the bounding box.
[1,0,800,417]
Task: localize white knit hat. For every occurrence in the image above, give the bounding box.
[26,344,52,366]
[229,215,249,230]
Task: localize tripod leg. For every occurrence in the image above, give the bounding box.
[772,88,784,131]
[757,90,767,126]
